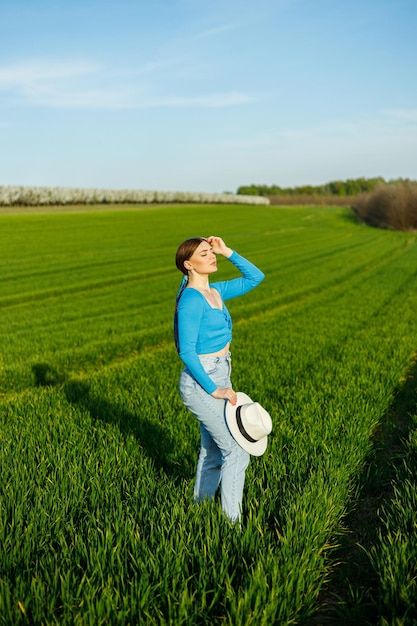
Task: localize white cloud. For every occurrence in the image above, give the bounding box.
[0,58,254,110]
[381,108,417,123]
[215,107,417,170]
[141,91,254,108]
[190,23,237,39]
[0,60,98,87]
[24,86,135,110]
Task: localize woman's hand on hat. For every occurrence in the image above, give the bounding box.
[212,387,237,405]
[206,236,233,258]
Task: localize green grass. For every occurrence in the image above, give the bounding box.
[1,204,417,624]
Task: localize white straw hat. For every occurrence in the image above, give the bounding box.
[225,392,272,456]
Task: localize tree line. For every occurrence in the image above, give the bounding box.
[237,177,414,197]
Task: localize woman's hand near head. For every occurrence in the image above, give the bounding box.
[211,387,237,406]
[206,236,233,258]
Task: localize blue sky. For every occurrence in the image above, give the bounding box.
[1,0,416,193]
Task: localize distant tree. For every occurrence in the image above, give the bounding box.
[236,185,262,196]
[328,181,346,196]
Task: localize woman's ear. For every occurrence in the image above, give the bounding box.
[184,261,192,271]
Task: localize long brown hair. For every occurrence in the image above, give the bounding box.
[174,237,206,353]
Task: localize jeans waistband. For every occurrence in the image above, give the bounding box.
[198,351,231,364]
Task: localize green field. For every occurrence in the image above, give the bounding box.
[1,204,417,625]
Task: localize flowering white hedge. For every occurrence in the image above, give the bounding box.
[0,185,270,207]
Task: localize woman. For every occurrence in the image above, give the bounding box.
[174,235,265,522]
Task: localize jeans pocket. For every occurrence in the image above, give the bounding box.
[203,362,218,376]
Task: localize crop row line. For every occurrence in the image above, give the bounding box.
[0,268,173,310]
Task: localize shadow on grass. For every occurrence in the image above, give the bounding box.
[32,362,65,387]
[31,361,193,481]
[316,357,417,624]
[64,379,191,481]
[338,206,363,227]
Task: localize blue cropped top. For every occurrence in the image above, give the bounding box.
[176,251,264,393]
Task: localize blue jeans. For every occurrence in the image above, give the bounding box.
[179,352,250,522]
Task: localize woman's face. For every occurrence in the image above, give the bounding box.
[186,240,217,276]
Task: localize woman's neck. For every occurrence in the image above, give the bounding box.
[187,276,210,291]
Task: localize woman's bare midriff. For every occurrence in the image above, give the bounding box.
[198,342,230,358]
